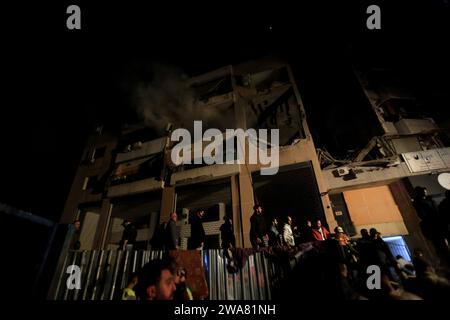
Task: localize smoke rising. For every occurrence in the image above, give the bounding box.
[132,64,224,134]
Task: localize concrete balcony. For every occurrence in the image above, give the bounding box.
[115,137,166,163]
[107,178,163,198]
[324,161,450,193]
[171,163,240,186]
[394,118,437,135]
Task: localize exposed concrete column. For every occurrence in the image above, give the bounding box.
[160,186,175,224]
[60,202,79,225]
[79,211,100,250]
[307,142,337,231]
[238,168,255,248]
[93,199,113,249]
[60,174,85,224]
[218,203,226,221]
[232,71,253,248]
[233,86,247,130]
[286,64,312,140]
[231,175,243,247]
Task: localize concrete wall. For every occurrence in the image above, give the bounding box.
[61,132,118,224]
[106,217,123,250]
[170,164,240,186]
[395,118,437,135]
[391,136,422,154]
[160,186,175,225]
[107,178,163,198]
[115,137,166,163]
[79,211,100,250]
[343,185,408,236]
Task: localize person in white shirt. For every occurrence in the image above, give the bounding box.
[283,216,295,247]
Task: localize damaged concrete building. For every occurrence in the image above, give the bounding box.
[320,67,450,266]
[60,60,449,268]
[60,59,336,250]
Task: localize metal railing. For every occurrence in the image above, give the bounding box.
[49,249,281,300]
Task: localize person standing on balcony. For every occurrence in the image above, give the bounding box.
[150,221,167,250]
[250,204,268,249]
[120,219,137,251]
[282,216,295,247]
[220,215,236,250]
[188,209,206,250]
[268,218,281,247]
[165,212,179,250]
[299,219,314,243]
[70,219,81,250]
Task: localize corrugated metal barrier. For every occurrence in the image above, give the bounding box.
[50,249,281,300]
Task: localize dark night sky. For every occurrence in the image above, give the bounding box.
[1,1,449,221]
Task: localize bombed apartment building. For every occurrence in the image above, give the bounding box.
[48,61,450,301]
[60,59,336,250]
[319,67,450,266]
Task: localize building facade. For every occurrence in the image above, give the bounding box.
[60,60,336,250]
[321,67,450,266]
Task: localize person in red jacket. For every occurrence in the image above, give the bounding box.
[311,218,329,241]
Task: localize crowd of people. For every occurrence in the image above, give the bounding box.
[69,186,449,300]
[119,225,450,300]
[119,203,449,301]
[249,204,332,249]
[71,187,448,256]
[150,209,208,251]
[412,187,450,265]
[248,203,450,300]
